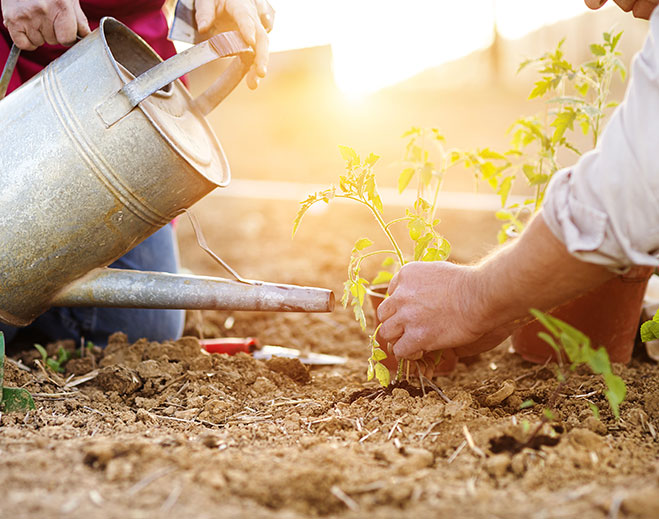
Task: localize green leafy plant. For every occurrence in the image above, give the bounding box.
[0,332,35,412]
[293,128,458,386]
[640,306,659,342]
[531,309,626,419]
[463,31,626,243]
[34,343,73,374]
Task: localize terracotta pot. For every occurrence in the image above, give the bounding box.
[512,266,654,364]
[367,284,458,374]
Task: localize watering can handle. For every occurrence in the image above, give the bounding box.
[96,30,253,127]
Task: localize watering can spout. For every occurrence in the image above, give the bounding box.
[51,268,335,313]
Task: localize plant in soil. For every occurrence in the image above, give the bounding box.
[522,309,627,420]
[33,340,95,374]
[460,31,626,242]
[640,305,659,342]
[293,128,459,386]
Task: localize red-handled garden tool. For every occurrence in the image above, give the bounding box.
[200,338,346,365]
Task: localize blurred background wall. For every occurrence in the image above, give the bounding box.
[185,1,649,195]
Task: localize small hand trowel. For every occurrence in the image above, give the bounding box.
[200,337,346,366]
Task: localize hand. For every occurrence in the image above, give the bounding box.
[195,0,273,89]
[1,0,90,50]
[584,0,659,19]
[376,261,490,360]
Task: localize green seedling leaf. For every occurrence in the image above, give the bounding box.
[371,270,393,285]
[408,218,425,241]
[382,256,395,268]
[529,77,552,99]
[364,153,380,167]
[543,408,556,421]
[590,43,606,56]
[398,167,415,193]
[372,348,387,362]
[1,333,35,412]
[401,127,421,138]
[421,247,439,262]
[576,82,589,96]
[538,331,561,355]
[449,150,462,164]
[498,176,513,207]
[604,372,626,419]
[530,309,560,336]
[413,233,434,261]
[338,145,360,166]
[520,399,536,409]
[478,148,506,160]
[2,387,35,412]
[47,358,63,373]
[586,346,612,375]
[354,237,374,251]
[551,109,577,144]
[34,343,48,363]
[640,318,659,342]
[374,362,391,388]
[589,402,600,420]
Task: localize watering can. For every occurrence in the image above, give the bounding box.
[0,17,334,327]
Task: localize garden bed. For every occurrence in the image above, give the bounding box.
[1,197,657,519]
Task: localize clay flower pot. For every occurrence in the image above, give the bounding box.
[367,284,458,374]
[512,266,654,364]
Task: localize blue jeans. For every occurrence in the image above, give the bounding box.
[0,224,185,348]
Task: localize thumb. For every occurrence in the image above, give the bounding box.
[584,0,608,10]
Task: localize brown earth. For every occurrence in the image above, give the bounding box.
[1,197,657,519]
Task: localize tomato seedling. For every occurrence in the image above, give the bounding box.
[294,128,460,386]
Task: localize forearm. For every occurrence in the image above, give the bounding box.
[473,212,615,330]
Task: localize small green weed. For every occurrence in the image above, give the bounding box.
[34,340,95,374]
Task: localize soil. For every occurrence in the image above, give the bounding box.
[1,197,657,519]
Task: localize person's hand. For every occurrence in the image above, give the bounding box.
[376,261,492,360]
[379,340,460,379]
[195,0,273,89]
[585,0,659,19]
[1,0,90,50]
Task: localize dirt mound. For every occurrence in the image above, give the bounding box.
[1,199,657,518]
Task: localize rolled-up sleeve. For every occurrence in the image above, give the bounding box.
[542,9,659,271]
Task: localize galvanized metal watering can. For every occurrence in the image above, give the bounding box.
[0,17,333,327]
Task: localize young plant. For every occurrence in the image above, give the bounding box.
[529,309,627,419]
[0,332,35,412]
[640,306,659,342]
[293,128,456,386]
[34,343,73,374]
[463,31,626,243]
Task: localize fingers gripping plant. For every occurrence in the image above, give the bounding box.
[293,128,456,386]
[463,31,626,243]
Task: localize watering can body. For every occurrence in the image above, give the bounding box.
[0,18,333,327]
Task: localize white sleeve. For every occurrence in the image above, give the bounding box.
[542,9,659,271]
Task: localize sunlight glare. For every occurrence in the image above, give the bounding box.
[263,1,616,97]
[329,0,495,98]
